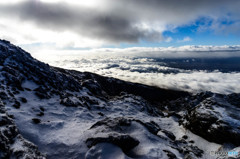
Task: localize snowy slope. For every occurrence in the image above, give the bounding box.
[0,98,45,158]
[0,39,239,159]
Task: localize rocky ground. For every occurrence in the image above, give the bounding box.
[0,39,239,159]
[0,98,45,159]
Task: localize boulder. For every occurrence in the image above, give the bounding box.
[181,97,240,146]
[86,133,139,153]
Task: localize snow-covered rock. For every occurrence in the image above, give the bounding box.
[181,93,240,146]
[0,98,45,158]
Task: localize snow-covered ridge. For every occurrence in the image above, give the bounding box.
[0,39,239,159]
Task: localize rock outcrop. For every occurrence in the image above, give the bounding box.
[181,94,240,146]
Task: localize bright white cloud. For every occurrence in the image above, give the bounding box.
[178,36,192,43]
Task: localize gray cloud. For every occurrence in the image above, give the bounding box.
[0,0,240,44]
[0,1,163,43]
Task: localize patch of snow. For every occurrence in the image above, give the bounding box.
[22,80,39,90]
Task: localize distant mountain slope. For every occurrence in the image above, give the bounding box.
[0,39,239,159]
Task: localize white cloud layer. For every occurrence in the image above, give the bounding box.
[31,46,240,95]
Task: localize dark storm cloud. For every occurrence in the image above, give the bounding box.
[0,0,163,43]
[103,0,240,27]
[0,0,240,43]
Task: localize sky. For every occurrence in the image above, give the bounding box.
[0,0,240,52]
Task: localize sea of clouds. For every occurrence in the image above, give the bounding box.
[32,46,240,94]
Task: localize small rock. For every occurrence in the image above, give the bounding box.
[13,101,21,109]
[135,120,161,135]
[32,118,41,124]
[188,145,204,157]
[0,91,8,100]
[90,117,131,130]
[34,87,50,99]
[163,150,177,159]
[24,88,32,91]
[98,112,104,116]
[37,112,44,117]
[20,97,27,103]
[39,106,45,112]
[182,135,188,140]
[176,139,187,144]
[161,130,176,140]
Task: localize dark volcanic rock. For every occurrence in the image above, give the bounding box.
[173,139,204,158]
[20,97,28,103]
[134,120,161,135]
[81,72,190,104]
[181,95,240,146]
[161,91,240,146]
[37,112,44,117]
[90,117,131,131]
[161,130,176,141]
[182,135,188,140]
[13,100,21,109]
[34,87,51,99]
[32,118,41,124]
[0,91,8,100]
[161,91,214,113]
[226,93,240,107]
[86,133,140,152]
[91,117,163,137]
[163,149,177,159]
